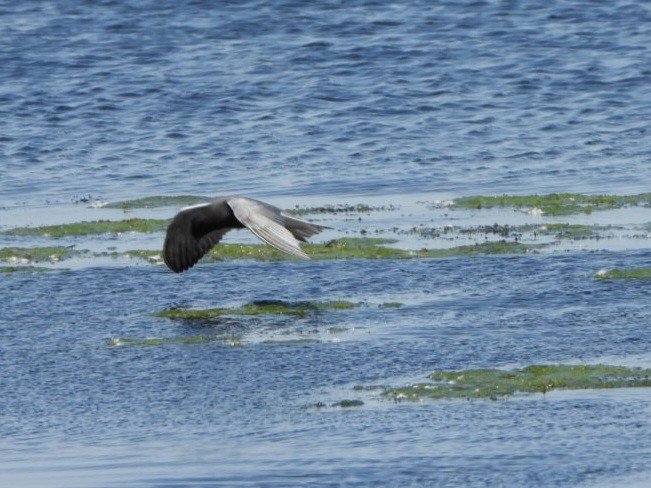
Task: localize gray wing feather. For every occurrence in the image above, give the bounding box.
[227,197,311,260]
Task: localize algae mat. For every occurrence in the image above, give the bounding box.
[1,219,170,238]
[383,364,651,401]
[1,192,650,272]
[154,300,361,320]
[595,268,651,280]
[452,193,651,216]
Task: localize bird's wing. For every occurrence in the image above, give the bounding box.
[163,204,233,273]
[226,197,310,260]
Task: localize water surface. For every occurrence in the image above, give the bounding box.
[1,1,651,486]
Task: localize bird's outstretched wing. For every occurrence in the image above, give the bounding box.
[163,204,233,273]
[163,196,329,273]
[226,197,311,260]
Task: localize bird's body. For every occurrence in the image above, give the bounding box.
[163,196,328,273]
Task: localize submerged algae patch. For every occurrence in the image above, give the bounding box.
[201,237,406,261]
[316,239,538,259]
[332,399,364,408]
[288,203,397,216]
[306,238,410,260]
[535,223,603,239]
[595,268,651,280]
[204,243,291,262]
[175,237,538,264]
[452,193,651,215]
[0,265,60,273]
[103,195,210,209]
[154,300,359,320]
[98,238,536,265]
[0,246,83,263]
[2,219,170,238]
[384,364,651,401]
[419,241,535,258]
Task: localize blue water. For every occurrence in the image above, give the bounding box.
[2,0,650,205]
[2,1,651,487]
[3,255,651,487]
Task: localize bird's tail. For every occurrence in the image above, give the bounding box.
[281,215,330,242]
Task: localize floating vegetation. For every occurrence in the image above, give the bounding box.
[0,246,82,263]
[307,238,409,260]
[192,238,537,263]
[103,195,210,209]
[288,203,397,216]
[452,193,651,216]
[384,364,651,401]
[595,268,651,280]
[154,300,359,320]
[312,399,366,409]
[5,194,643,271]
[0,239,539,270]
[204,243,296,261]
[0,265,58,273]
[107,334,242,347]
[535,223,599,238]
[332,399,364,408]
[422,241,535,258]
[405,223,603,241]
[2,219,169,238]
[197,238,405,261]
[326,326,349,334]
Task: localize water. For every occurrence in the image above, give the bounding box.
[2,1,651,486]
[2,0,650,205]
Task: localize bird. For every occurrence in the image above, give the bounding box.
[163,196,329,273]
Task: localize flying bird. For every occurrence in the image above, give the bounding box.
[163,196,329,273]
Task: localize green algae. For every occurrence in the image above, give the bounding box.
[0,237,538,271]
[420,241,534,258]
[308,238,409,259]
[305,238,409,260]
[0,246,82,263]
[200,237,404,261]
[534,223,598,238]
[2,219,170,238]
[384,364,651,401]
[288,203,397,216]
[406,223,608,241]
[332,399,364,408]
[203,243,297,261]
[325,239,536,259]
[453,193,651,215]
[154,300,359,320]
[201,238,536,263]
[103,195,210,209]
[326,326,349,334]
[595,268,651,280]
[0,265,59,273]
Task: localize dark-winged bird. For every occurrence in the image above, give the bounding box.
[163,196,328,273]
